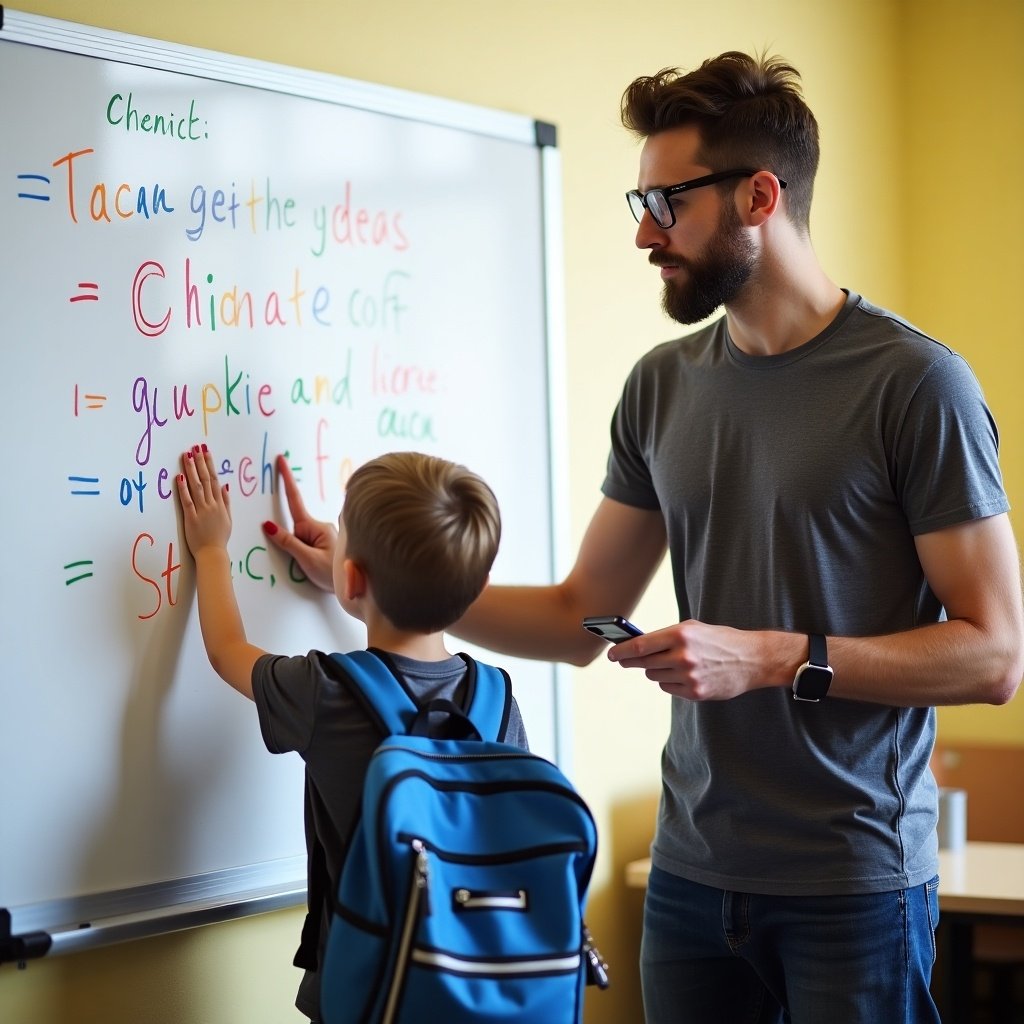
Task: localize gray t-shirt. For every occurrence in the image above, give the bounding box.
[252,647,529,1020]
[603,291,1007,896]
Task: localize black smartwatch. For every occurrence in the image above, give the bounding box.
[792,633,833,702]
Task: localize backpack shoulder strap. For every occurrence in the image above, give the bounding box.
[329,648,513,741]
[456,652,513,743]
[329,649,419,736]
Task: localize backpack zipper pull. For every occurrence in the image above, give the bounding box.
[380,840,430,1024]
[582,925,610,989]
[413,839,431,917]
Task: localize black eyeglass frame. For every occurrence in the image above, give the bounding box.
[626,168,788,229]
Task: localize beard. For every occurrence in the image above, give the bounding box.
[656,202,757,325]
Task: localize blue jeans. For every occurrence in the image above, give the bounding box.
[640,865,941,1024]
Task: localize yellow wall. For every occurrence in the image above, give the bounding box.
[900,0,1024,744]
[1,2,1019,1022]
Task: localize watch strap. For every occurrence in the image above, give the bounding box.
[792,633,833,702]
[808,632,828,668]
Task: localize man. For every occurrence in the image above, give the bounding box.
[266,51,1024,1023]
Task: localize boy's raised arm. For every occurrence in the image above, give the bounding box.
[176,445,267,700]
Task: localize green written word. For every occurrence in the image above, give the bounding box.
[106,92,208,142]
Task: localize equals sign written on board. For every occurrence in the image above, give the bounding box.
[68,475,100,497]
[70,281,99,303]
[16,172,50,201]
[64,560,94,586]
[73,385,107,414]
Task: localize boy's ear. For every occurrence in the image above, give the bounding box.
[343,558,368,601]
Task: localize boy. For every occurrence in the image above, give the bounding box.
[175,443,528,1023]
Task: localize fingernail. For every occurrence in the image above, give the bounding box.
[201,443,208,453]
[178,473,184,482]
[187,450,193,459]
[262,520,278,535]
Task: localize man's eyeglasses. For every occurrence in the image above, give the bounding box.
[626,169,787,229]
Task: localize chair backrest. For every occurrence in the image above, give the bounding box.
[931,742,1024,843]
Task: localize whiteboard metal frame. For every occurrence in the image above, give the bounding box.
[540,142,575,777]
[0,8,537,142]
[0,7,571,959]
[12,858,307,958]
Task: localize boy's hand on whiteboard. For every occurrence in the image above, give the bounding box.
[175,443,265,700]
[262,454,337,592]
[176,444,233,556]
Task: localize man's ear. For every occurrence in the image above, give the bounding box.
[343,558,368,601]
[745,170,785,226]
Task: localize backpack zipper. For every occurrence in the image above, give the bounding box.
[396,830,587,864]
[381,745,535,763]
[453,887,528,911]
[380,839,429,1024]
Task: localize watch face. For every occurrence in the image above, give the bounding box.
[794,665,833,701]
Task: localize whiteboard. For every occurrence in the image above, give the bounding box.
[0,10,569,955]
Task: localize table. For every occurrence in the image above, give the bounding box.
[934,841,1024,914]
[934,842,1024,1019]
[624,842,1024,1018]
[624,841,1024,906]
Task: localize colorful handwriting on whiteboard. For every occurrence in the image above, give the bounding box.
[68,443,312,620]
[28,109,449,621]
[127,347,436,470]
[34,147,408,249]
[130,533,307,621]
[130,261,409,335]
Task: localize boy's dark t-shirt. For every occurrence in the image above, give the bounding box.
[252,648,530,1020]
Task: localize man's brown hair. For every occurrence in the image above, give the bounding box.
[621,51,819,231]
[342,451,500,633]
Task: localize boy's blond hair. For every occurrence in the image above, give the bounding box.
[342,451,501,633]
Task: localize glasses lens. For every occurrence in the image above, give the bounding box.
[646,190,672,228]
[626,191,645,224]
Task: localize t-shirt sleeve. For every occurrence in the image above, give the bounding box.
[252,652,322,754]
[601,359,663,511]
[504,695,530,751]
[894,353,1009,535]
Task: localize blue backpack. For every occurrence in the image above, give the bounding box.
[318,649,607,1024]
